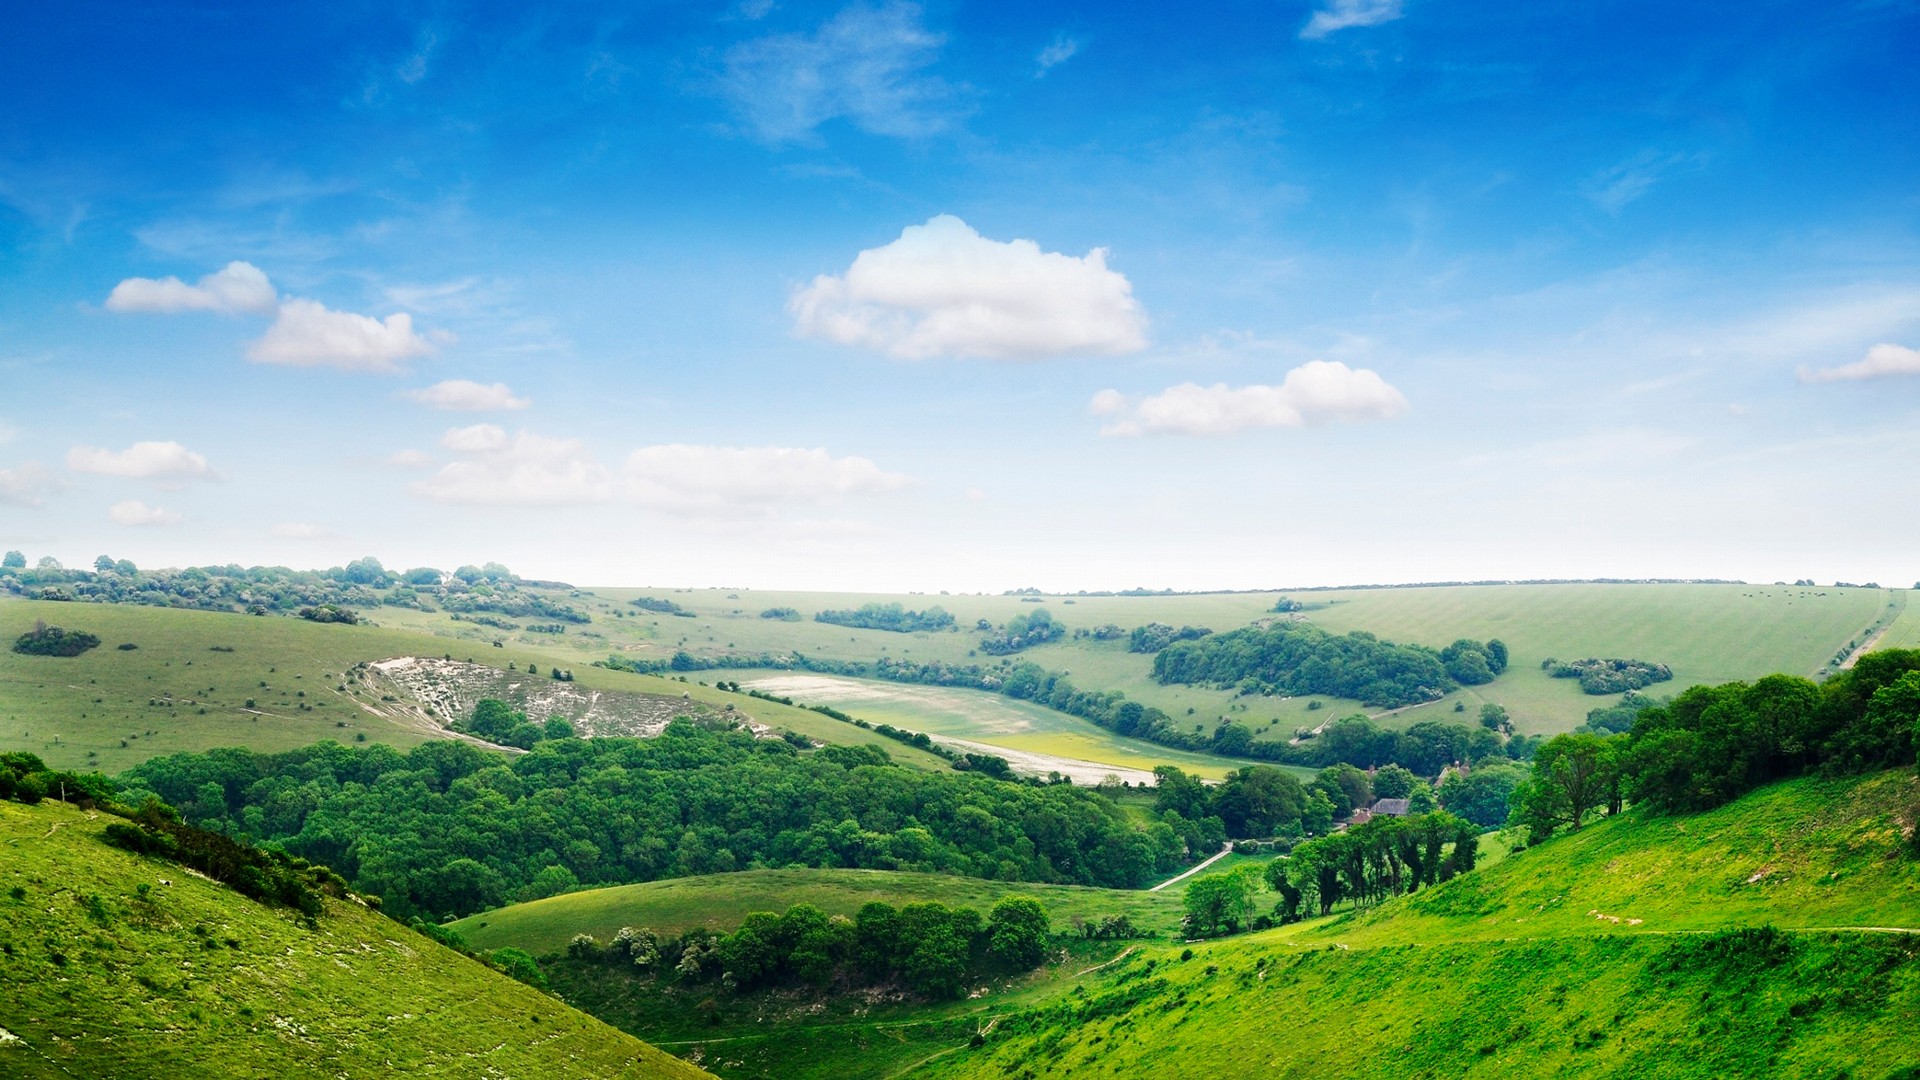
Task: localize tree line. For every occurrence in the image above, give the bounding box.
[814,602,957,633]
[1152,622,1509,707]
[116,721,1193,921]
[1512,649,1920,842]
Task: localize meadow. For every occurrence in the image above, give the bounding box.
[0,798,707,1079]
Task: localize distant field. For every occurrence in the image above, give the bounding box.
[453,868,1191,956]
[0,598,950,772]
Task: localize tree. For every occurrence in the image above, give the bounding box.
[1510,733,1622,843]
[1212,766,1307,836]
[1183,867,1261,937]
[986,896,1050,968]
[1,550,24,570]
[1478,703,1511,732]
[542,717,576,740]
[1437,761,1523,828]
[489,947,547,989]
[1371,764,1417,800]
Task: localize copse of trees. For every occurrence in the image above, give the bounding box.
[979,609,1066,655]
[1543,657,1674,694]
[11,620,101,656]
[1127,623,1212,654]
[814,602,956,633]
[630,596,695,617]
[1153,623,1507,708]
[455,698,578,749]
[116,723,1189,921]
[760,607,803,621]
[1271,811,1480,920]
[1511,649,1920,843]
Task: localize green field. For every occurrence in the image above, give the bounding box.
[0,597,950,773]
[912,768,1920,1080]
[0,798,708,1079]
[452,867,1192,956]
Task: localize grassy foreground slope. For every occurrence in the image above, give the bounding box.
[0,598,948,772]
[0,799,710,1079]
[453,867,1191,955]
[915,770,1920,1080]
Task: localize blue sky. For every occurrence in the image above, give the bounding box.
[2,0,1917,590]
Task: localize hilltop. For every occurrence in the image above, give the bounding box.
[0,797,709,1079]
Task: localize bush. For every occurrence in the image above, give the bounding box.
[12,621,101,657]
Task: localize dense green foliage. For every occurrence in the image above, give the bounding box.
[456,697,580,749]
[101,799,348,917]
[296,603,359,624]
[632,597,695,617]
[1270,811,1479,919]
[1545,655,1674,693]
[1153,623,1506,707]
[759,607,802,621]
[117,724,1188,921]
[814,602,956,633]
[11,620,101,656]
[1512,649,1920,840]
[1126,622,1211,653]
[978,608,1065,655]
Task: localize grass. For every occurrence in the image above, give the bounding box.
[0,597,950,773]
[0,798,709,1079]
[451,867,1192,956]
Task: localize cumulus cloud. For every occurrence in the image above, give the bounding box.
[1300,0,1404,40]
[247,298,439,373]
[623,445,913,513]
[791,215,1148,360]
[1095,360,1409,437]
[412,429,616,507]
[403,379,530,411]
[1034,35,1080,77]
[104,260,278,315]
[0,462,57,507]
[719,2,958,143]
[1798,342,1920,383]
[271,522,331,539]
[108,500,181,527]
[68,440,217,482]
[410,428,914,512]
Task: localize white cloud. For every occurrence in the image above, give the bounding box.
[413,429,616,507]
[0,462,57,507]
[403,379,530,411]
[247,298,439,373]
[791,215,1148,360]
[67,440,217,482]
[1798,342,1920,383]
[104,260,278,315]
[271,522,331,539]
[1096,360,1409,437]
[1035,35,1080,77]
[623,445,912,513]
[1300,0,1403,40]
[108,500,181,527]
[386,449,435,469]
[440,423,510,453]
[720,2,958,143]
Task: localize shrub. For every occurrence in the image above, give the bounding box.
[12,621,102,657]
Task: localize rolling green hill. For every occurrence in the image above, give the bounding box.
[0,797,710,1079]
[909,768,1920,1080]
[0,598,950,773]
[452,867,1193,955]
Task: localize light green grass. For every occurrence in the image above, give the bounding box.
[452,867,1192,956]
[0,798,709,1079]
[0,597,951,773]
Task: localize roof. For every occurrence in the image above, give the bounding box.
[1370,797,1412,817]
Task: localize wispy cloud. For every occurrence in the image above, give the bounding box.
[1034,35,1080,77]
[1300,0,1404,40]
[68,441,218,483]
[1798,342,1920,383]
[1094,360,1409,437]
[717,2,962,143]
[791,215,1147,360]
[403,380,530,411]
[108,500,182,527]
[0,462,58,507]
[1582,149,1708,213]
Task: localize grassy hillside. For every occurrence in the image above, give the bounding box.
[906,769,1920,1080]
[0,598,949,772]
[0,798,710,1079]
[452,867,1192,955]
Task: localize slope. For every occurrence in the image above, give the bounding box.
[911,769,1920,1079]
[0,797,712,1079]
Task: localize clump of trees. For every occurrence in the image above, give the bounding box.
[814,603,956,633]
[103,799,348,918]
[1543,656,1673,694]
[631,596,695,617]
[117,723,1190,921]
[1153,623,1508,708]
[979,609,1066,655]
[1127,623,1211,654]
[567,897,1050,1000]
[1511,650,1920,843]
[11,620,101,656]
[1271,811,1480,920]
[297,604,359,625]
[759,607,802,621]
[454,698,578,750]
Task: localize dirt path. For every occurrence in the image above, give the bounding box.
[1148,843,1233,893]
[925,734,1157,787]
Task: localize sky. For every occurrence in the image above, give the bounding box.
[2,0,1918,592]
